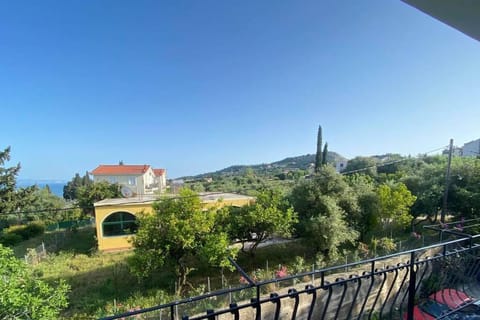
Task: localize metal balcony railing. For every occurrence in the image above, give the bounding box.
[99,226,480,320]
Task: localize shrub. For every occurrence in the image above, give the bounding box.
[4,222,45,240]
[24,222,46,239]
[0,232,23,246]
[0,244,70,318]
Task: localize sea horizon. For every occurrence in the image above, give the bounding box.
[17,179,66,198]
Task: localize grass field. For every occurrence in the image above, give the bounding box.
[15,227,315,318]
[13,225,436,318]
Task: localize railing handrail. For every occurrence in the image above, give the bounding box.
[99,233,480,320]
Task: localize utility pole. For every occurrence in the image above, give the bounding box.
[441,139,454,223]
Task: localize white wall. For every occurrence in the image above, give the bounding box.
[463,139,480,157]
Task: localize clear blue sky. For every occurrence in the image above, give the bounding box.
[1,0,479,181]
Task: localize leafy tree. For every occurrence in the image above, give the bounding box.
[377,182,416,234]
[227,188,297,255]
[290,166,359,259]
[315,125,323,172]
[401,158,445,222]
[63,172,91,201]
[291,166,359,230]
[448,157,480,219]
[303,196,358,260]
[76,181,121,214]
[347,174,380,241]
[0,244,70,319]
[15,186,68,224]
[345,156,378,176]
[129,189,236,295]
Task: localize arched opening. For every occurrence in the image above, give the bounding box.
[102,211,138,237]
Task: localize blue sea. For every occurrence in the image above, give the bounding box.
[17,180,66,198]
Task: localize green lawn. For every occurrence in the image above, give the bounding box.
[13,226,435,318]
[14,227,315,318]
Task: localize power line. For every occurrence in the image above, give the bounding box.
[340,146,447,176]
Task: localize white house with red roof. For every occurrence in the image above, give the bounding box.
[153,168,167,193]
[91,164,167,195]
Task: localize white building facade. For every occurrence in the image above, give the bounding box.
[462,139,480,157]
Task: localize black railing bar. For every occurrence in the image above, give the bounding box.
[368,271,388,319]
[423,217,480,228]
[256,235,477,288]
[288,288,299,320]
[389,266,410,319]
[454,223,480,230]
[188,287,319,320]
[264,254,450,290]
[99,284,254,320]
[442,228,473,239]
[270,293,281,320]
[357,270,376,319]
[379,268,399,317]
[306,285,317,320]
[303,236,476,279]
[264,257,443,291]
[333,281,348,320]
[345,277,362,320]
[228,257,256,286]
[101,239,480,320]
[101,248,476,320]
[407,252,417,320]
[186,300,259,320]
[320,286,333,320]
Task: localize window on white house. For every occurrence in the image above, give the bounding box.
[128,177,136,185]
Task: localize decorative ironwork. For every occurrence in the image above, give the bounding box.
[100,229,480,320]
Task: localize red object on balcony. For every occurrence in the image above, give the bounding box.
[429,288,472,309]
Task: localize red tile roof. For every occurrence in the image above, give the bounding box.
[153,169,166,176]
[91,165,151,175]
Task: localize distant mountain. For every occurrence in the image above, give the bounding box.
[182,152,347,180]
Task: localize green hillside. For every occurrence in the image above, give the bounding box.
[182,151,347,180]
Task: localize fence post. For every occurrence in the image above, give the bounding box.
[407,251,416,320]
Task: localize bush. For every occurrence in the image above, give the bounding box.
[4,222,45,240]
[24,222,45,238]
[0,232,23,246]
[0,244,70,318]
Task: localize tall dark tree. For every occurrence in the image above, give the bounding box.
[322,142,329,165]
[0,147,20,214]
[81,171,92,186]
[63,172,90,200]
[315,125,323,172]
[0,147,38,225]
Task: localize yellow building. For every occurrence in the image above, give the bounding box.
[94,192,255,252]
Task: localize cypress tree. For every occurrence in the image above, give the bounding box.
[315,125,323,172]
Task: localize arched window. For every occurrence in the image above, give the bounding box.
[102,212,137,237]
